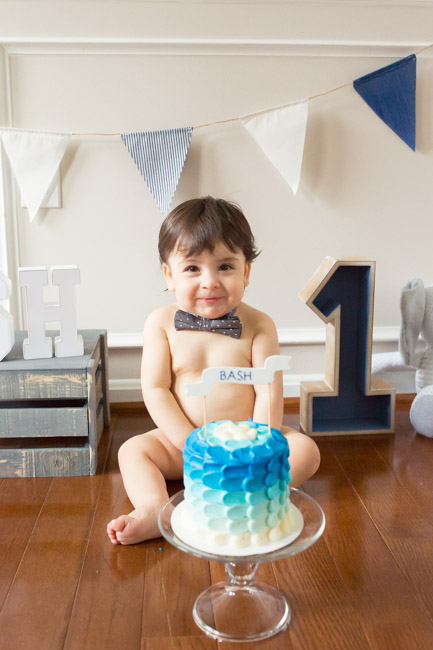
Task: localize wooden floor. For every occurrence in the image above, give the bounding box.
[2,406,433,650]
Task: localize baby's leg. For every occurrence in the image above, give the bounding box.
[281,426,320,487]
[107,429,183,545]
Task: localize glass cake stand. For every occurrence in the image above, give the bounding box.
[158,488,325,643]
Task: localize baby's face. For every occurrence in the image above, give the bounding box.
[163,240,251,318]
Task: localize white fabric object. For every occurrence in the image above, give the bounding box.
[416,348,433,392]
[1,130,69,221]
[421,285,433,347]
[410,385,433,438]
[0,270,14,361]
[400,278,425,365]
[241,101,309,195]
[371,351,410,375]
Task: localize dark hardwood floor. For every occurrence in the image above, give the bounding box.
[2,405,433,650]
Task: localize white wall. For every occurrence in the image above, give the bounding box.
[0,1,431,401]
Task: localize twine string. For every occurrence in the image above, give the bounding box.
[2,41,432,137]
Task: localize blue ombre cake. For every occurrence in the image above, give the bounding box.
[182,419,294,548]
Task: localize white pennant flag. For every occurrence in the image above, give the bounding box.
[1,130,70,221]
[241,101,309,196]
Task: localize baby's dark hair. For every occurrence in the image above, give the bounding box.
[158,196,260,264]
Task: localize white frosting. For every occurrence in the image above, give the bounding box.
[212,421,258,442]
[171,500,304,557]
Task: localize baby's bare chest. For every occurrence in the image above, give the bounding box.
[169,330,253,380]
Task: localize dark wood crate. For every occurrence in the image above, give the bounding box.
[0,330,110,477]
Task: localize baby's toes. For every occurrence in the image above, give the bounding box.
[107,516,127,543]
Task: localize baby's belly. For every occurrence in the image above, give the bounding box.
[174,377,256,429]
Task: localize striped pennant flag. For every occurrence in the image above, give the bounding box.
[121,127,193,216]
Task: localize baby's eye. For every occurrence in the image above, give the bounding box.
[219,264,233,271]
[184,265,199,273]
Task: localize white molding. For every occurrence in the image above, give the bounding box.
[0,46,22,326]
[108,332,143,348]
[0,48,8,280]
[2,39,431,59]
[283,373,323,398]
[108,325,403,402]
[107,325,399,349]
[278,325,400,344]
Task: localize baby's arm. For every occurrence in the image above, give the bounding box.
[141,310,194,450]
[251,314,284,429]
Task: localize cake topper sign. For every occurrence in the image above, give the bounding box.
[186,355,291,397]
[187,355,290,435]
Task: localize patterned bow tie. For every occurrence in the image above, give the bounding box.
[174,308,242,339]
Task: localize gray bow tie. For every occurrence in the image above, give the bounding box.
[174,308,242,339]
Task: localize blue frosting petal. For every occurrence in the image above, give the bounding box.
[202,472,223,489]
[205,446,228,463]
[245,487,268,505]
[267,453,283,473]
[243,475,265,492]
[222,464,247,479]
[202,488,225,503]
[222,491,246,505]
[264,471,280,487]
[232,447,256,463]
[220,476,245,492]
[225,504,248,519]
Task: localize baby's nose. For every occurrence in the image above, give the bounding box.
[201,270,220,288]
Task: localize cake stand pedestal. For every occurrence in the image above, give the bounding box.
[158,488,325,643]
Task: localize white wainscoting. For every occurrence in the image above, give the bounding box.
[107,325,414,403]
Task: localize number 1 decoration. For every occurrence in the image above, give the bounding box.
[299,257,395,436]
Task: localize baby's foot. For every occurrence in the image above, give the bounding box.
[107,507,161,545]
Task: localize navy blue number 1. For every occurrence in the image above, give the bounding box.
[304,261,394,434]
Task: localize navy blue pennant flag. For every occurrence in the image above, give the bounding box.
[122,127,193,216]
[353,54,416,151]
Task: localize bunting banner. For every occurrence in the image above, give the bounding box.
[121,127,193,217]
[241,101,309,196]
[353,54,417,151]
[0,45,427,224]
[0,130,70,221]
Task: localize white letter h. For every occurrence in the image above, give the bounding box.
[19,266,84,359]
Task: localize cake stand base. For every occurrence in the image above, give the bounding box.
[193,561,289,642]
[159,489,325,644]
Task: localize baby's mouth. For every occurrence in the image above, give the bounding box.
[200,296,223,303]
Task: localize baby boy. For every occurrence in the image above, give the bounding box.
[107,196,320,545]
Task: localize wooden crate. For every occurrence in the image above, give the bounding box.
[0,330,110,477]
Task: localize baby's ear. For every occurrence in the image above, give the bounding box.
[162,263,175,291]
[244,261,252,287]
